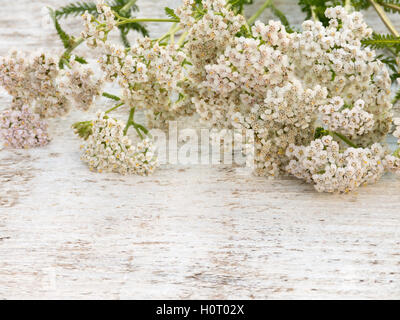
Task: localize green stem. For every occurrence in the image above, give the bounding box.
[134,123,149,136]
[369,0,400,37]
[394,147,400,158]
[379,1,400,14]
[170,23,178,44]
[117,18,179,26]
[61,58,71,69]
[60,37,84,66]
[177,31,188,47]
[311,6,319,22]
[120,0,137,16]
[157,23,181,43]
[122,107,150,139]
[247,0,273,25]
[331,131,358,148]
[132,124,144,139]
[124,107,136,136]
[344,0,353,13]
[102,92,121,101]
[105,102,124,114]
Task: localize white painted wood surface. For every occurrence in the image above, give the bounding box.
[1,0,400,300]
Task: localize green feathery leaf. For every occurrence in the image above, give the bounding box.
[314,127,330,139]
[119,29,130,48]
[55,0,140,18]
[55,1,97,18]
[49,8,71,49]
[55,0,148,47]
[362,33,400,49]
[102,92,121,101]
[72,120,93,140]
[74,55,88,64]
[298,1,371,26]
[119,22,149,36]
[393,87,400,103]
[165,7,179,21]
[377,0,400,14]
[229,0,253,14]
[269,3,294,33]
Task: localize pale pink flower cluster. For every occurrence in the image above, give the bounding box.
[0,50,70,117]
[0,51,104,150]
[0,106,50,148]
[62,60,104,111]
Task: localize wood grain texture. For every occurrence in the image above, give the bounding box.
[0,0,400,300]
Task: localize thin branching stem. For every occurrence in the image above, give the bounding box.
[379,1,400,13]
[157,23,181,43]
[60,37,84,62]
[124,107,136,136]
[120,0,137,16]
[344,0,352,13]
[331,131,358,148]
[105,102,124,114]
[369,0,400,37]
[118,18,179,26]
[102,92,121,101]
[248,0,273,26]
[177,31,188,47]
[311,6,319,22]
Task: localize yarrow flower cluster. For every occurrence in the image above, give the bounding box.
[81,112,159,175]
[86,17,194,129]
[393,118,400,145]
[234,80,328,177]
[277,6,392,146]
[81,0,117,48]
[0,50,70,117]
[0,51,102,148]
[176,0,246,81]
[62,60,104,111]
[175,0,247,128]
[319,97,374,137]
[286,136,387,193]
[1,0,400,186]
[0,106,50,148]
[117,38,193,129]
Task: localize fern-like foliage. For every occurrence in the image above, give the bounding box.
[55,0,139,18]
[49,7,88,68]
[49,8,71,49]
[377,0,400,13]
[55,0,148,47]
[362,34,400,50]
[364,35,400,82]
[377,54,400,81]
[299,0,342,25]
[393,88,400,103]
[269,3,294,33]
[298,1,372,26]
[229,0,254,14]
[165,7,179,21]
[55,1,97,18]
